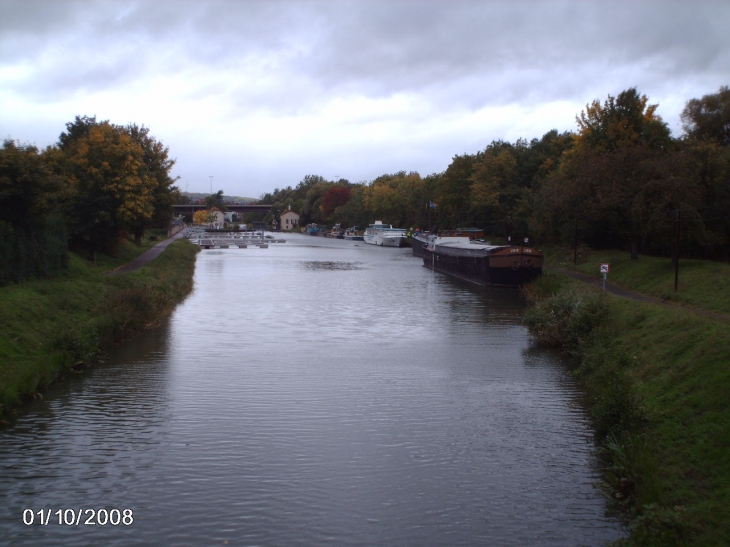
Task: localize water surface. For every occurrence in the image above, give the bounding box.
[0,234,624,546]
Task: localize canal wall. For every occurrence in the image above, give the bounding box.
[0,239,199,418]
[523,273,730,546]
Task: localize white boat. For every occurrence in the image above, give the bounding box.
[363,221,407,247]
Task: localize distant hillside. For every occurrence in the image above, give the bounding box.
[181,192,259,204]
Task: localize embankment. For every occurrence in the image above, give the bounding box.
[523,272,730,546]
[0,239,199,416]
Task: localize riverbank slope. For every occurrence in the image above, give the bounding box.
[543,246,730,317]
[0,236,199,416]
[523,269,730,546]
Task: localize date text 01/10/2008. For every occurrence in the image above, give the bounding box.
[23,508,134,526]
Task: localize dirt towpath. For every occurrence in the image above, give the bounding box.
[546,265,730,322]
[108,230,188,276]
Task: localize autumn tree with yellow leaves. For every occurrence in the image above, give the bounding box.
[193,209,219,225]
[58,116,177,257]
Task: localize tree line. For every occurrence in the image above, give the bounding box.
[259,86,730,260]
[3,86,727,288]
[0,116,179,285]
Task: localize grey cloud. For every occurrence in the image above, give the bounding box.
[2,0,729,194]
[299,1,729,104]
[4,1,728,108]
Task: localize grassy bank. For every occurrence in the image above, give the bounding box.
[544,245,730,316]
[0,235,199,415]
[523,272,730,546]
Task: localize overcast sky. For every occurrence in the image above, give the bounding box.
[1,1,728,198]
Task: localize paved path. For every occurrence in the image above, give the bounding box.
[108,230,188,276]
[546,265,730,322]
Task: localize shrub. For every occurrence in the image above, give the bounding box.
[520,272,562,304]
[524,288,609,352]
[51,326,99,368]
[590,364,642,437]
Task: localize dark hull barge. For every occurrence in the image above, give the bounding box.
[422,241,542,287]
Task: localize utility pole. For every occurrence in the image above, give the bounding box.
[674,209,681,291]
[209,175,213,195]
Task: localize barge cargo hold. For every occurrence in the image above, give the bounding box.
[411,228,483,257]
[422,241,542,287]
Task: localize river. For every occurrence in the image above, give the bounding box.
[0,234,624,546]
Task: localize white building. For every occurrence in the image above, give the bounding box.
[280,209,300,231]
[209,206,225,228]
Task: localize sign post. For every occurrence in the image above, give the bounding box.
[600,263,610,291]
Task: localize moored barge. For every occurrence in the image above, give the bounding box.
[411,227,484,257]
[422,241,542,287]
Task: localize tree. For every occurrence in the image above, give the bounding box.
[361,171,423,228]
[681,85,730,146]
[58,116,178,253]
[125,123,179,243]
[391,172,425,228]
[679,87,730,258]
[193,209,210,224]
[0,140,61,229]
[0,140,69,283]
[205,190,227,211]
[564,88,674,258]
[469,146,516,228]
[302,178,332,224]
[438,154,475,227]
[575,87,672,153]
[420,173,443,231]
[363,181,402,225]
[338,184,368,228]
[58,115,98,149]
[61,120,156,256]
[322,186,351,218]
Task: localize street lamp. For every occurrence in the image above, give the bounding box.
[209,175,213,194]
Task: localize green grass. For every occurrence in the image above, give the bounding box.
[73,228,171,272]
[0,233,198,415]
[544,246,730,316]
[523,271,730,545]
[610,299,730,546]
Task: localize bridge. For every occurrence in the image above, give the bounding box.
[173,203,272,216]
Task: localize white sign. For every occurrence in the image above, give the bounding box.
[600,263,610,274]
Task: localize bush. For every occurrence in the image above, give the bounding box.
[590,364,642,437]
[524,288,609,352]
[51,325,99,368]
[0,217,69,286]
[520,272,562,304]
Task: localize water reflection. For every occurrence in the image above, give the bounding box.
[0,234,623,546]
